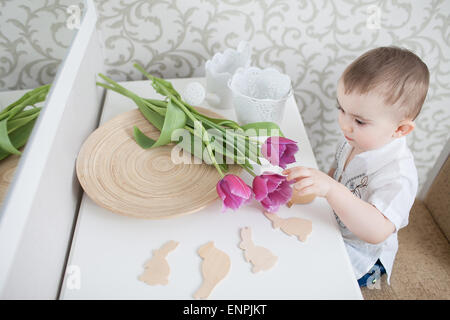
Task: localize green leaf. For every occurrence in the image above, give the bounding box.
[215,119,240,128]
[133,64,181,100]
[152,79,181,100]
[142,99,166,115]
[0,118,37,160]
[189,109,240,129]
[97,75,167,119]
[9,107,41,120]
[0,119,21,155]
[133,126,156,149]
[133,98,187,149]
[0,85,47,161]
[143,98,168,109]
[134,98,165,131]
[0,90,46,121]
[1,84,49,115]
[7,110,40,134]
[152,98,187,148]
[240,122,285,137]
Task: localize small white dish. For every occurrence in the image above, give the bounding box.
[205,41,251,109]
[228,66,292,124]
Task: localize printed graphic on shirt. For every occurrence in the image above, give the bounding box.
[334,141,347,181]
[333,175,369,230]
[349,175,369,199]
[334,211,346,229]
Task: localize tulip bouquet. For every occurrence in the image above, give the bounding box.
[96,64,299,213]
[0,84,49,161]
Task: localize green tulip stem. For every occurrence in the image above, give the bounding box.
[97,67,278,178]
[96,79,165,116]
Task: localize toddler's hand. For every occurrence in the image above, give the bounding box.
[282,166,336,198]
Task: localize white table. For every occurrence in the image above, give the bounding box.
[59,77,362,300]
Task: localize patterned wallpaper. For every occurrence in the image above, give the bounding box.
[1,0,449,191]
[0,0,82,90]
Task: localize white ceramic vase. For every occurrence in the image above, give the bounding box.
[205,41,251,109]
[228,66,292,125]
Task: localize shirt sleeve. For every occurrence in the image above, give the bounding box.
[366,171,418,232]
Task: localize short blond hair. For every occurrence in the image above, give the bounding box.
[342,46,429,120]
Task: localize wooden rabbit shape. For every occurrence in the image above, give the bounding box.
[194,241,231,299]
[239,227,277,273]
[264,211,312,242]
[139,240,179,286]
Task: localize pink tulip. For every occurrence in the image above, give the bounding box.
[252,172,294,213]
[261,136,298,169]
[216,174,252,212]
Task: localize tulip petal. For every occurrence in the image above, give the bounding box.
[216,181,226,200]
[268,183,292,205]
[262,136,298,168]
[259,173,286,195]
[262,172,285,182]
[285,142,299,153]
[281,144,298,166]
[282,154,296,164]
[217,175,252,212]
[253,172,293,213]
[224,174,252,200]
[278,143,286,155]
[252,176,269,201]
[261,197,273,210]
[278,137,297,145]
[279,156,296,168]
[261,197,280,213]
[224,195,243,211]
[221,181,242,210]
[266,178,282,193]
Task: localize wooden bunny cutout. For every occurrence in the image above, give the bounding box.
[239,227,277,273]
[139,240,179,286]
[194,241,231,299]
[264,211,312,242]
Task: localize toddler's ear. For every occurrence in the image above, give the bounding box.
[393,120,415,138]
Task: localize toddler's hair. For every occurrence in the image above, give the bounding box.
[342,46,429,120]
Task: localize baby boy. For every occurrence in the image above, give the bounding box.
[283,46,429,287]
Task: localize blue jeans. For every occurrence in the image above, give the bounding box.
[357,259,386,287]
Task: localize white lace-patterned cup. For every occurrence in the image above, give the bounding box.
[228,66,292,125]
[205,41,251,109]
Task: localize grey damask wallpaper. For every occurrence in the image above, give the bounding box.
[0,0,82,90]
[1,0,449,191]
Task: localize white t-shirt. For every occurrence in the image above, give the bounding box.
[331,136,418,284]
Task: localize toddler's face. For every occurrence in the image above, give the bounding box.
[336,78,402,153]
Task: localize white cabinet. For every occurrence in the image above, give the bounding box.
[0,0,105,299]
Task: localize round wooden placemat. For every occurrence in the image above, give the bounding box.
[0,149,22,205]
[76,107,241,219]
